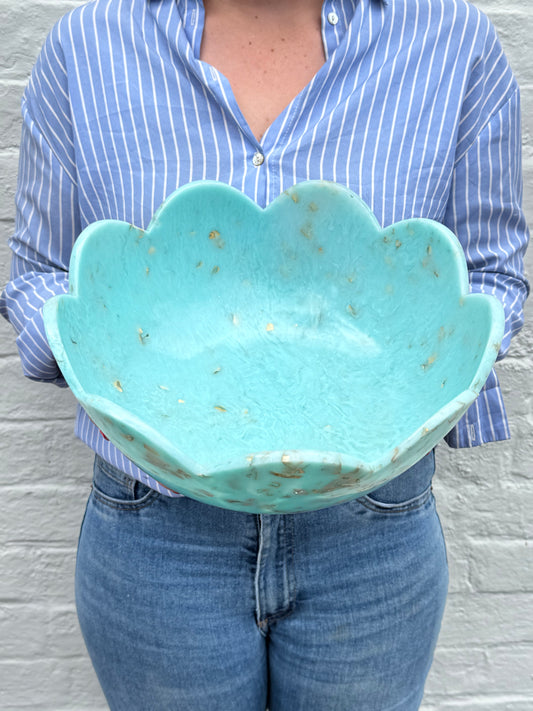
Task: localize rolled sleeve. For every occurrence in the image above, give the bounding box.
[443,88,529,359]
[443,88,529,447]
[0,94,80,383]
[445,369,510,448]
[2,270,69,384]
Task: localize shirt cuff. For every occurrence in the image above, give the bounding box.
[444,372,510,448]
[15,308,67,386]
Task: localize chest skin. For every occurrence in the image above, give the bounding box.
[200,2,326,142]
[68,0,465,226]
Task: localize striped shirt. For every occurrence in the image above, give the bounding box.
[0,0,529,497]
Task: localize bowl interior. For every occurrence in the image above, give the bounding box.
[53,182,498,477]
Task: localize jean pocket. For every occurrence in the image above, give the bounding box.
[91,456,159,510]
[357,449,435,514]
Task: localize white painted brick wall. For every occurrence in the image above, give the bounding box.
[0,1,531,708]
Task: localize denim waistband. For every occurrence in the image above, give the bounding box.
[366,449,436,504]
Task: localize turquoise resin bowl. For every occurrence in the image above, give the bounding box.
[43,181,504,512]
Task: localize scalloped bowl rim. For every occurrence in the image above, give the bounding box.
[42,180,505,509]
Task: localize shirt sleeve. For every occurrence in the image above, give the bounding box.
[0,26,81,385]
[443,87,529,447]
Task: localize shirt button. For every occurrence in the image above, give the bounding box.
[252,151,264,167]
[327,12,339,25]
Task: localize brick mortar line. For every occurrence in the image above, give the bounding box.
[0,483,90,491]
[464,536,532,544]
[435,642,533,651]
[0,79,27,87]
[0,544,78,552]
[446,590,533,596]
[422,699,533,707]
[0,656,95,665]
[423,694,533,701]
[0,414,77,420]
[0,602,77,610]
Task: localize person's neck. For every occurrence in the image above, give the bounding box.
[201,0,326,142]
[203,0,324,25]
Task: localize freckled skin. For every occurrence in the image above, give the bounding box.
[201,0,325,141]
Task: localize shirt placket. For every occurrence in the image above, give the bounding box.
[179,0,269,202]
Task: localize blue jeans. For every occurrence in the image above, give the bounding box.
[75,450,447,710]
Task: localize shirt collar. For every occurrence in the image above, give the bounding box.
[321,1,388,56]
[165,1,389,63]
[147,1,389,8]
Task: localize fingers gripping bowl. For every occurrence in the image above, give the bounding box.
[43,181,504,513]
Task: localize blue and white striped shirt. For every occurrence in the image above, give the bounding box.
[1,0,529,496]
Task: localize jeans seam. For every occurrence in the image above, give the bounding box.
[261,515,297,628]
[91,484,159,510]
[259,601,298,629]
[97,457,135,491]
[255,515,298,634]
[358,485,433,514]
[93,456,159,509]
[286,514,297,619]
